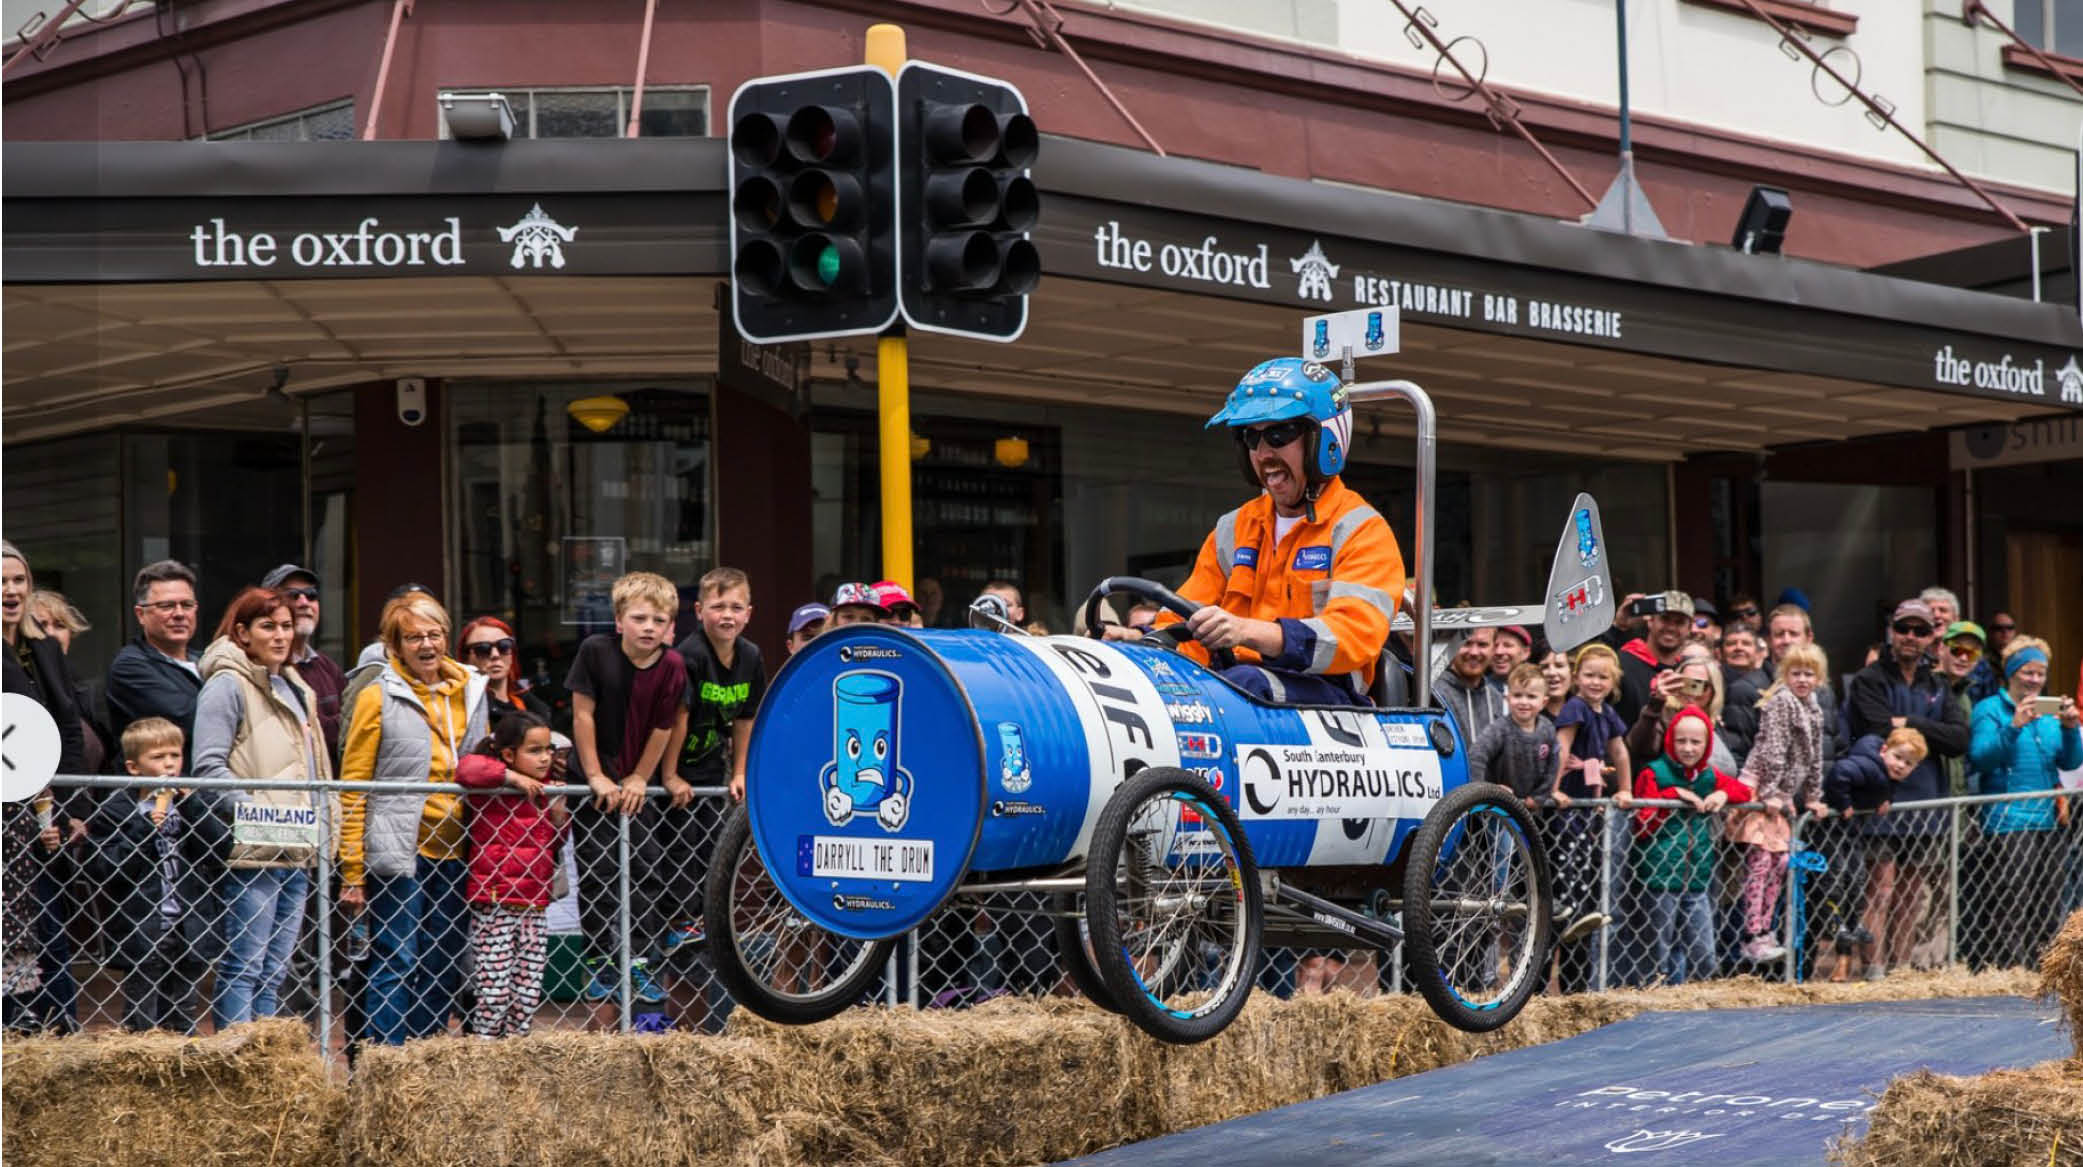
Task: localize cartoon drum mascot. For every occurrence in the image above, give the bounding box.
[822,672,913,831]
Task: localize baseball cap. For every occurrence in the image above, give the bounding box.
[262,563,320,590]
[1656,590,1695,618]
[788,602,831,635]
[1943,620,1986,644]
[830,582,886,612]
[1496,624,1533,647]
[871,580,919,614]
[1692,598,1719,619]
[1891,599,1936,626]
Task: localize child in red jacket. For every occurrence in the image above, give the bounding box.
[456,710,566,1038]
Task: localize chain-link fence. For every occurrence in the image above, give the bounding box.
[4,777,2077,1063]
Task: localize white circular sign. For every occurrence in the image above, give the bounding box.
[1,693,63,803]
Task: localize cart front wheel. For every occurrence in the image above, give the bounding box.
[704,805,895,1024]
[1403,781,1551,1033]
[1086,767,1261,1044]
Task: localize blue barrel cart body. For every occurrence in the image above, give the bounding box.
[747,627,1466,938]
[705,373,1602,1043]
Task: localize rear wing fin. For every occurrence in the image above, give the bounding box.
[1539,493,1614,653]
[1389,493,1614,652]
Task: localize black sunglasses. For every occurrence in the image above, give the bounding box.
[280,586,320,602]
[1891,621,1933,637]
[1991,623,2016,632]
[1237,420,1309,451]
[1730,606,1759,619]
[465,638,516,658]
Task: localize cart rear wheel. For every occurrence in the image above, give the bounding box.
[704,805,895,1024]
[1086,767,1260,1044]
[1402,782,1551,1033]
[1051,894,1119,1013]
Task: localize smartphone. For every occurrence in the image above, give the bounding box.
[2032,696,2066,717]
[1627,595,1667,617]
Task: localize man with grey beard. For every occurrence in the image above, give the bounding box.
[262,564,346,756]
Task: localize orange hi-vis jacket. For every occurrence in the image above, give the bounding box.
[1168,476,1406,696]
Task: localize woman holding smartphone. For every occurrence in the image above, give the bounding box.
[1967,635,2082,970]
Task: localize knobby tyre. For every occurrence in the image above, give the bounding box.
[1086,767,1261,1044]
[1403,781,1552,1033]
[704,804,895,1024]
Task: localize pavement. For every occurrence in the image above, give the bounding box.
[1062,996,2067,1165]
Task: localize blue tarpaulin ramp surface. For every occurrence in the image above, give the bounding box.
[1064,998,2066,1166]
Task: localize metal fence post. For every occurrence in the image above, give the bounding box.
[1948,803,1963,969]
[618,809,633,1034]
[315,786,333,1071]
[906,932,921,1008]
[1594,804,1611,991]
[1782,813,1802,984]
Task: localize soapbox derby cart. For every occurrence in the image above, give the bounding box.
[704,381,1618,1044]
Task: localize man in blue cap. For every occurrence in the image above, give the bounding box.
[1138,357,1406,707]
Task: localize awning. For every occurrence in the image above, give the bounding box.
[6,137,2076,450]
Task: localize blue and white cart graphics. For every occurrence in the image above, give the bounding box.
[705,380,1612,1044]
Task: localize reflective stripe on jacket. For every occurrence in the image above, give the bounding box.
[1170,476,1405,694]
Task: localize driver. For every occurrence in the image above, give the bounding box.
[1127,357,1406,707]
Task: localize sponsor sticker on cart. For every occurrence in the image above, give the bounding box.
[803,835,935,883]
[1234,743,1442,820]
[1381,722,1430,750]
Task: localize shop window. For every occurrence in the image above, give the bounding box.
[1761,482,1935,693]
[438,86,707,139]
[450,384,712,705]
[206,99,356,142]
[2,434,125,685]
[2015,0,2083,58]
[812,412,1064,631]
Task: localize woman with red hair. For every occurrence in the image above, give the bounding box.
[457,616,552,736]
[191,585,334,1028]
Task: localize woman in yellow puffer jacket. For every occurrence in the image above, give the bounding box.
[337,592,488,1044]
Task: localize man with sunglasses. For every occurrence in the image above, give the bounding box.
[1844,599,1969,798]
[1140,357,1405,707]
[261,564,348,756]
[1933,621,1985,797]
[1966,613,2015,705]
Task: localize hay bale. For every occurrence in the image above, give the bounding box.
[339,1030,791,1167]
[0,1020,344,1167]
[1831,1059,2083,1167]
[2040,909,2083,1043]
[738,999,1164,1166]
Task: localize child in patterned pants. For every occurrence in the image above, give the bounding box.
[455,712,567,1038]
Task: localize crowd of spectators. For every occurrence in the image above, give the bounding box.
[1416,583,2079,992]
[1,529,2076,1037]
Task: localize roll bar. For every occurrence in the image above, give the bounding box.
[1343,379,1436,707]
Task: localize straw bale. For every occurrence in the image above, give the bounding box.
[1831,1059,2083,1167]
[735,999,1165,1165]
[339,1030,789,1167]
[2041,909,2083,1042]
[0,1020,344,1167]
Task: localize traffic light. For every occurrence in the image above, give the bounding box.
[895,62,1039,342]
[728,66,898,343]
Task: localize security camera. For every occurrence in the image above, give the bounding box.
[396,378,427,426]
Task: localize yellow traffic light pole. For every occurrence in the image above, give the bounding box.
[866,23,913,591]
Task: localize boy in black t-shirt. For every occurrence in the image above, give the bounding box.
[660,568,767,977]
[564,571,688,1021]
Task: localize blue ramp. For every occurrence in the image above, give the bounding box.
[1066,997,2065,1166]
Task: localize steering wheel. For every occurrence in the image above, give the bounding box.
[1080,576,1237,672]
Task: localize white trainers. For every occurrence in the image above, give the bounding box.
[1559,911,1609,945]
[1741,936,1787,963]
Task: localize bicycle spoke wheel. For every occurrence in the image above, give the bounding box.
[705,805,894,1023]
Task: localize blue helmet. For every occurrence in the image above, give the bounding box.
[1206,357,1354,490]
